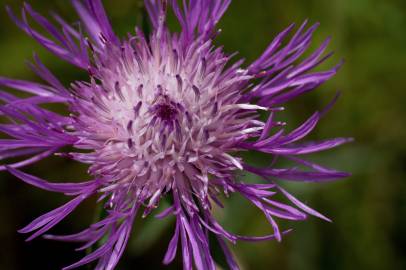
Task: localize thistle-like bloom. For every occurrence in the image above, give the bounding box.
[0,1,351,269]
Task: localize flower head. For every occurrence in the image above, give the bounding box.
[1,1,351,269]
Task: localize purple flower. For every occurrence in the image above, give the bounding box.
[0,1,351,269]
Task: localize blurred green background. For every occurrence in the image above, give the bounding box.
[0,0,405,269]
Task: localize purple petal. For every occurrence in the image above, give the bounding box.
[278,186,332,222]
[72,0,118,47]
[216,236,240,270]
[19,192,92,241]
[7,167,96,195]
[0,148,57,171]
[163,221,180,265]
[0,77,56,96]
[261,138,353,155]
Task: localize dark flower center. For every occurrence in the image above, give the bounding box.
[155,103,177,121]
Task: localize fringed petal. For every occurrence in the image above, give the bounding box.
[72,0,119,47]
[62,205,138,270]
[19,190,93,241]
[6,5,90,68]
[244,21,341,107]
[146,0,231,43]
